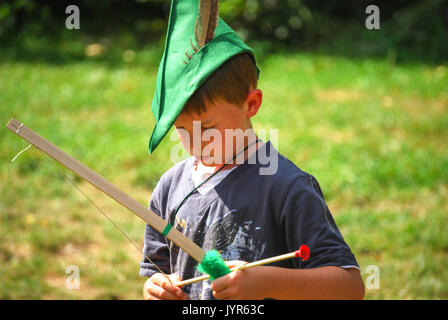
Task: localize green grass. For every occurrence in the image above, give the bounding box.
[1,41,447,299]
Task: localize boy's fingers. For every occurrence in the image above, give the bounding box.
[149,273,188,300]
[149,283,181,300]
[212,287,235,300]
[147,281,186,300]
[210,273,231,293]
[211,262,248,292]
[168,275,189,299]
[225,260,248,269]
[152,273,174,289]
[169,273,183,284]
[160,274,188,299]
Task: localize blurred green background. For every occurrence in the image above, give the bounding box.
[0,0,447,299]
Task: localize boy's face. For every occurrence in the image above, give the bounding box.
[174,88,262,167]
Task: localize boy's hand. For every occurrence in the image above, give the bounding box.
[143,273,189,300]
[210,261,269,300]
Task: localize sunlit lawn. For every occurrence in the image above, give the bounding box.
[1,42,447,299]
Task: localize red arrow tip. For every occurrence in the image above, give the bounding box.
[295,244,310,261]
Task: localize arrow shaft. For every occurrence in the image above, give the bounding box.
[177,252,298,287]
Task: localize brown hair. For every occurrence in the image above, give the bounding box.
[183,53,258,115]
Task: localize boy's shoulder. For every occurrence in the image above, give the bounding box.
[254,141,325,199]
[154,156,194,192]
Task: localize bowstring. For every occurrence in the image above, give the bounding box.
[16,145,173,284]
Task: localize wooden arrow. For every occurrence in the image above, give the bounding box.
[177,245,310,287]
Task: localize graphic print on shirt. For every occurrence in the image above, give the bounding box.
[180,206,268,299]
[167,205,265,265]
[193,207,267,262]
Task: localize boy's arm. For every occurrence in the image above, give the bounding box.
[211,264,365,300]
[140,222,171,277]
[211,173,365,300]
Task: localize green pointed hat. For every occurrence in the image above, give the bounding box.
[148,0,260,154]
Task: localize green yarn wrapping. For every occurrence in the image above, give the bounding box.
[197,250,231,281]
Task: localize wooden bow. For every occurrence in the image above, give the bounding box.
[6,118,206,263]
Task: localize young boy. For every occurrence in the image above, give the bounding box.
[140,0,364,300]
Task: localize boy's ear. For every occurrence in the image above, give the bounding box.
[245,89,263,118]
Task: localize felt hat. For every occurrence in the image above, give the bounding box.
[148,0,260,154]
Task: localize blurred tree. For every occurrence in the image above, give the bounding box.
[1,0,446,62]
[0,0,170,43]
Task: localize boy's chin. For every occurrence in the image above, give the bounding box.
[194,155,221,167]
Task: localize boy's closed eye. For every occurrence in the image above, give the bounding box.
[175,124,216,130]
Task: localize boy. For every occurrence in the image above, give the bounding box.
[140,0,364,300]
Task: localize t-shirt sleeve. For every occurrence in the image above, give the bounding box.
[139,183,171,278]
[280,174,359,269]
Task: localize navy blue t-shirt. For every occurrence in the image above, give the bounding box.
[140,141,359,299]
